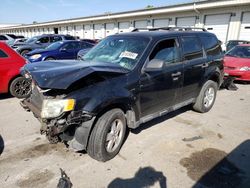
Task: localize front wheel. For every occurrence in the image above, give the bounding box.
[9,77,31,98]
[87,109,127,162]
[193,80,218,113]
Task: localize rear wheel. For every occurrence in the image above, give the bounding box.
[9,77,31,98]
[193,80,218,113]
[87,109,127,162]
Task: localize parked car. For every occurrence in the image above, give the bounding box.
[224,44,250,81]
[0,42,31,98]
[77,47,93,60]
[81,39,98,44]
[0,34,16,42]
[226,40,249,52]
[20,28,223,161]
[12,34,75,56]
[25,40,95,63]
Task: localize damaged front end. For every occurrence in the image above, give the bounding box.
[20,60,128,151]
[21,85,96,150]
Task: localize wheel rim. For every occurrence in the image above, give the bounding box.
[14,79,31,96]
[105,119,124,153]
[204,87,215,108]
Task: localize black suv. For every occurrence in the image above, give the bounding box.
[21,27,224,161]
[12,34,75,56]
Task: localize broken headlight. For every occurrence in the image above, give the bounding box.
[41,99,75,119]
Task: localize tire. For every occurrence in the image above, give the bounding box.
[20,50,30,56]
[87,109,127,162]
[9,77,31,98]
[193,80,218,113]
[45,57,55,61]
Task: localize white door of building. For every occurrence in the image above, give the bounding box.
[75,25,83,39]
[153,18,169,28]
[204,14,231,44]
[94,24,104,39]
[134,20,147,29]
[84,24,93,39]
[176,17,196,27]
[118,22,130,33]
[239,12,250,41]
[105,23,116,36]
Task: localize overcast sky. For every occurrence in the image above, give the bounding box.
[0,0,193,24]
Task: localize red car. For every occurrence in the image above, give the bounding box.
[0,41,31,98]
[224,44,250,81]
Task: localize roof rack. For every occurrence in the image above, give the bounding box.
[131,27,207,32]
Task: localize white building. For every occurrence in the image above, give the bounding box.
[0,0,250,44]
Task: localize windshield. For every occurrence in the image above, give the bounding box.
[83,36,149,70]
[26,36,38,43]
[226,46,250,58]
[46,41,63,50]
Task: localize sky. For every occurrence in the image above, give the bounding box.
[0,0,193,24]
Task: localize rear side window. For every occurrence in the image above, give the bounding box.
[149,39,180,65]
[64,35,75,40]
[0,49,8,58]
[200,36,222,56]
[51,36,62,42]
[0,35,8,40]
[63,42,79,50]
[81,42,94,48]
[181,36,203,60]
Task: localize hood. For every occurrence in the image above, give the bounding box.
[22,60,129,90]
[224,56,250,68]
[26,48,50,56]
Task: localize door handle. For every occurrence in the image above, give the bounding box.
[171,72,182,77]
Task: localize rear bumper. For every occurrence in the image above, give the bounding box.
[224,70,250,81]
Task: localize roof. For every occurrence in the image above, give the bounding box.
[112,30,215,39]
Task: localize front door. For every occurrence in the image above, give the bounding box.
[139,38,183,118]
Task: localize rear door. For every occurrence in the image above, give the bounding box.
[139,38,183,117]
[181,35,206,101]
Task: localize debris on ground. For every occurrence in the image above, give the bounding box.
[182,136,203,142]
[57,168,73,188]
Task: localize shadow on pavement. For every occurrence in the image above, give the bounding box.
[108,166,167,188]
[132,105,190,134]
[0,134,4,155]
[191,140,250,188]
[0,93,12,100]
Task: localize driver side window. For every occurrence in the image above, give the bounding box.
[150,39,180,66]
[38,37,49,43]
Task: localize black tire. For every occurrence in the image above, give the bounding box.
[9,77,31,98]
[20,49,30,56]
[87,109,127,162]
[193,80,218,113]
[45,57,55,61]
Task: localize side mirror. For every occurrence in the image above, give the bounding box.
[144,59,164,72]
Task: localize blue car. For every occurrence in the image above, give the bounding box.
[25,40,94,63]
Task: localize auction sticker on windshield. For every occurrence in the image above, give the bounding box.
[120,51,138,60]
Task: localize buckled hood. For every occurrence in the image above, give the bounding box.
[21,60,129,89]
